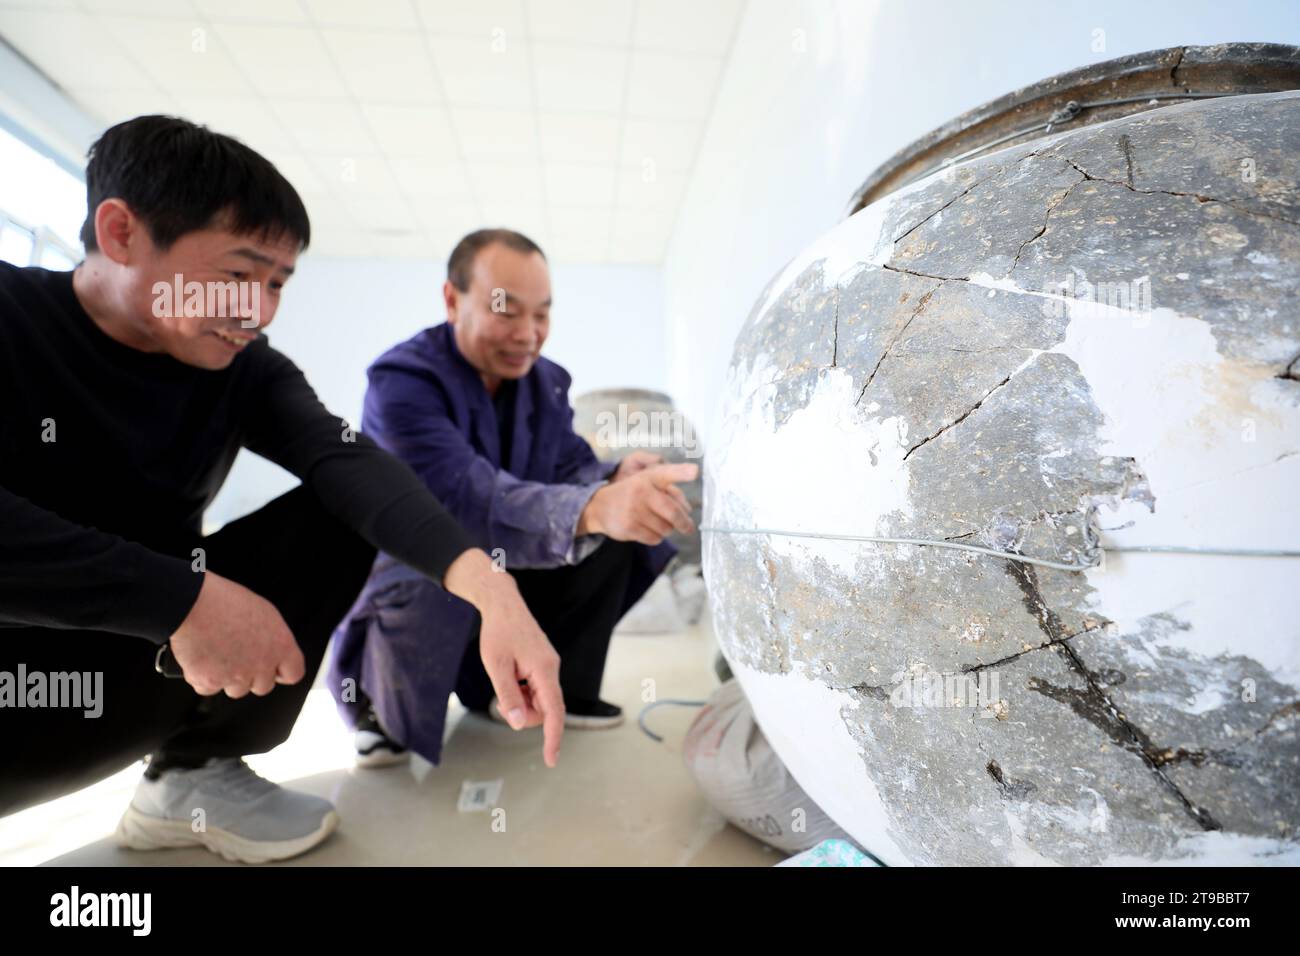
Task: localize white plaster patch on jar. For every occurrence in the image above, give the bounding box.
[1046,298,1283,470]
[1185,683,1231,716]
[729,657,909,865]
[1081,553,1300,689]
[748,170,964,322]
[1001,808,1064,866]
[1033,295,1300,685]
[709,366,913,578]
[1101,831,1300,866]
[717,352,780,422]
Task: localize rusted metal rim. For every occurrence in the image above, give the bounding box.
[849,42,1300,214]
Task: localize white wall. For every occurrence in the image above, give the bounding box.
[207,256,664,527]
[662,0,1300,448]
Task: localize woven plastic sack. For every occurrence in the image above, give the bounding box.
[683,678,855,854]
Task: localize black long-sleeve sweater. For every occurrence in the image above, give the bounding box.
[0,262,474,644]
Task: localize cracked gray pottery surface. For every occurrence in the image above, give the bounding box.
[704,89,1300,865]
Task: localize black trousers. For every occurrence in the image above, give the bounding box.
[452,539,638,712]
[0,486,376,819]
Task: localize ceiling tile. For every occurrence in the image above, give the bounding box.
[625,50,723,119]
[100,16,255,96]
[613,204,677,242]
[428,32,532,109]
[550,204,611,235]
[361,104,457,158]
[615,167,687,212]
[547,224,611,265]
[414,0,527,39]
[310,153,401,198]
[478,201,547,243]
[261,152,332,197]
[63,87,182,127]
[213,22,347,98]
[342,195,421,234]
[0,9,153,90]
[452,108,538,162]
[538,112,619,164]
[269,98,377,154]
[532,43,626,113]
[305,0,419,30]
[175,94,298,156]
[547,240,608,264]
[619,117,701,172]
[619,118,701,172]
[610,204,676,263]
[544,163,615,206]
[77,0,190,14]
[467,161,544,205]
[300,192,357,227]
[632,0,742,55]
[193,0,309,23]
[319,29,440,104]
[389,157,472,200]
[409,198,481,244]
[1,0,739,263]
[423,233,466,264]
[525,0,633,46]
[0,0,78,9]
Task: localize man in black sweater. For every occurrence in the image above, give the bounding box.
[0,115,565,863]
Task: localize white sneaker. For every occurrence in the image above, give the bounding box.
[114,758,339,864]
[354,728,410,768]
[354,706,410,768]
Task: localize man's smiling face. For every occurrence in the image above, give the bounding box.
[446,242,552,393]
[125,221,299,370]
[83,195,301,372]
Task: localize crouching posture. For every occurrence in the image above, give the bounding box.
[330,230,697,767]
[0,120,562,864]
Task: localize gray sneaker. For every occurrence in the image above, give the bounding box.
[115,758,339,864]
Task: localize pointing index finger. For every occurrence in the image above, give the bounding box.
[650,462,699,489]
[536,673,566,768]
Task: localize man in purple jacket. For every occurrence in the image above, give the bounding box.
[328,229,697,767]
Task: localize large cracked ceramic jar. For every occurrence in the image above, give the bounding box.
[705,44,1300,865]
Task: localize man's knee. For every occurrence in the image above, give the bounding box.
[577,538,639,573]
[265,485,377,578]
[317,512,379,596]
[208,485,376,602]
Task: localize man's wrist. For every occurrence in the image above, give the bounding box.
[577,487,606,537]
[443,548,520,613]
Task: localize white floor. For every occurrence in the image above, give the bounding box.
[0,618,777,867]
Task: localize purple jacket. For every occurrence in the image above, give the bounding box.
[328,322,673,763]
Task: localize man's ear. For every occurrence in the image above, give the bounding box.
[92,198,139,266]
[443,279,460,323]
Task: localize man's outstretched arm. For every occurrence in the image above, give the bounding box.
[363,362,611,569]
[237,343,565,765]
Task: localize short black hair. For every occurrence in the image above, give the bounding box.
[80,114,310,253]
[447,228,546,292]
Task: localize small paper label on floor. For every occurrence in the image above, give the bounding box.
[457,778,503,812]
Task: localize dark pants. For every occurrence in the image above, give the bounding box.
[0,486,376,819]
[452,539,638,711]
